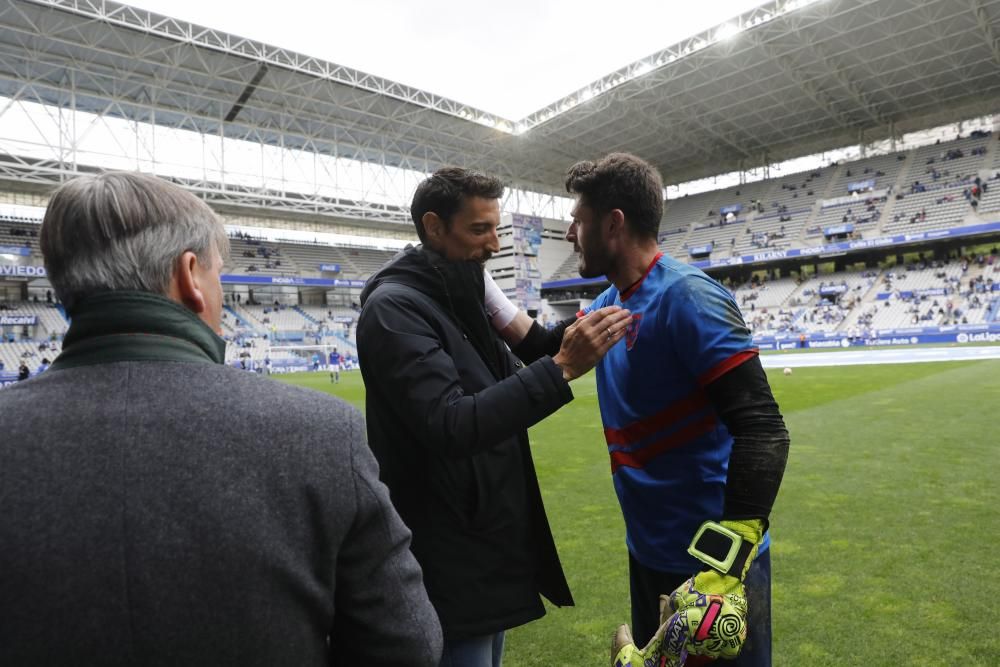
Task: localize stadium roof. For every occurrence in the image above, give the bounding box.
[118,0,772,122]
[0,0,998,207]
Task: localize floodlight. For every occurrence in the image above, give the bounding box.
[715,23,743,41]
[785,0,824,11]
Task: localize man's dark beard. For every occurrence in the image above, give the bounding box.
[577,245,607,279]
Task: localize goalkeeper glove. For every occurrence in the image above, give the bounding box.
[611,595,687,667]
[667,519,765,660]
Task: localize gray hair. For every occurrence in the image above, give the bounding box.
[40,172,229,313]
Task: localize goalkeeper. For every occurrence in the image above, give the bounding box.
[487,153,789,665]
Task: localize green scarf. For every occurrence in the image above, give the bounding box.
[50,291,227,371]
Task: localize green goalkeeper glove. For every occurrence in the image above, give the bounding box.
[611,595,687,667]
[667,519,765,660]
[612,520,765,665]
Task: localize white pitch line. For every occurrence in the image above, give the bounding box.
[760,346,1000,369]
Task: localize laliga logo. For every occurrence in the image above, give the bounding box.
[957,333,969,343]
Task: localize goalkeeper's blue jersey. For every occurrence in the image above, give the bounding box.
[582,252,768,572]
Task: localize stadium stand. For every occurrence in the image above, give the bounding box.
[546,253,581,281]
[0,340,59,374]
[276,243,353,277]
[11,302,69,336]
[759,168,837,247]
[659,192,716,258]
[535,222,575,282]
[233,304,313,332]
[650,132,997,265]
[2,134,999,381]
[226,236,299,276]
[972,143,1000,214]
[10,248,995,379]
[341,247,397,276]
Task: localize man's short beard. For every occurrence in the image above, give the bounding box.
[577,247,609,278]
[577,226,607,278]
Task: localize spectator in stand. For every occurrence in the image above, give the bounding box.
[17,361,29,381]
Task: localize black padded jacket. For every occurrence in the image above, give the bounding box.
[357,245,575,641]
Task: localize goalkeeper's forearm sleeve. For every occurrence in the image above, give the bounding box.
[511,317,574,363]
[705,354,789,521]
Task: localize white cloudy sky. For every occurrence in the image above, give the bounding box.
[123,0,767,119]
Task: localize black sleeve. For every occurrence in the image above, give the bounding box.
[511,317,575,364]
[357,289,574,458]
[704,354,790,522]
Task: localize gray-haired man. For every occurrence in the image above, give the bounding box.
[0,172,442,666]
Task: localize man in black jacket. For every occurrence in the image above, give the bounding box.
[358,167,632,666]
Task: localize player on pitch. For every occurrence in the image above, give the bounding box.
[484,153,789,666]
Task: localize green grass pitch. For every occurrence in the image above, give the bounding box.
[274,359,1000,666]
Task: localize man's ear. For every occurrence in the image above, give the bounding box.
[173,250,207,314]
[422,212,444,241]
[608,209,626,238]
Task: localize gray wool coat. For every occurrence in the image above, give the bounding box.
[0,292,442,666]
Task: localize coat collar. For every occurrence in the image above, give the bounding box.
[51,291,227,371]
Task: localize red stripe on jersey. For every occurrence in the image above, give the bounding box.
[603,390,709,446]
[621,252,664,301]
[698,349,758,387]
[610,413,717,473]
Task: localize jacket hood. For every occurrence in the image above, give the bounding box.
[360,244,437,306]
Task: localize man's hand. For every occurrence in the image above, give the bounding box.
[665,572,748,661]
[552,307,632,381]
[611,596,687,667]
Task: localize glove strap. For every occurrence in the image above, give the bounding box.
[687,521,756,579]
